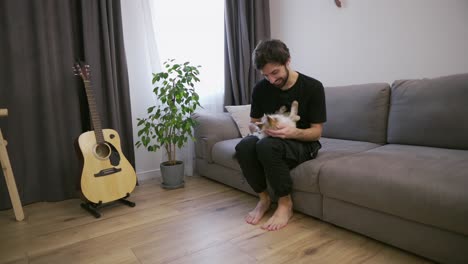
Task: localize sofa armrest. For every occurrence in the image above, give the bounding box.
[193,111,241,163]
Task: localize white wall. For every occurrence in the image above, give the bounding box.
[121,0,162,181]
[270,0,468,86]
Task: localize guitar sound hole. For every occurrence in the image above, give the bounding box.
[94,143,111,159]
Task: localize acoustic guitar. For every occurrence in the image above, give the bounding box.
[73,62,136,204]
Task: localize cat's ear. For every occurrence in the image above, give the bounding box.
[267,115,274,123]
[267,115,277,127]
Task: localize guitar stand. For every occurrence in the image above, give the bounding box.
[80,193,135,218]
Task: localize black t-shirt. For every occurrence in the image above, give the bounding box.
[250,72,327,129]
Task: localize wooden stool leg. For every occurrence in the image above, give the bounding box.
[0,129,24,221]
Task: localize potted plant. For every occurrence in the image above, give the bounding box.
[136,59,202,189]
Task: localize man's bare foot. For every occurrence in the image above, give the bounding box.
[245,192,271,225]
[261,195,293,231]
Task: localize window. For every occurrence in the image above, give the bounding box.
[151,0,224,112]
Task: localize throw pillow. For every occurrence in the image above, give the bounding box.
[225,104,251,137]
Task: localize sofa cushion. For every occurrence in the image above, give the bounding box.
[193,111,241,163]
[212,138,242,171]
[322,83,390,144]
[210,137,382,194]
[320,144,468,236]
[225,104,251,138]
[388,73,468,150]
[291,137,382,193]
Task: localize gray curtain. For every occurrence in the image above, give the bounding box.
[0,0,134,210]
[224,0,271,106]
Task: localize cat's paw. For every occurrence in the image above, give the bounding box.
[249,123,261,134]
[277,106,288,114]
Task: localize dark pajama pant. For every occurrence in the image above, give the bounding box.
[235,135,321,197]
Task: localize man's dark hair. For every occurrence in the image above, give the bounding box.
[252,39,290,70]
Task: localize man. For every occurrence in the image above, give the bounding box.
[235,39,326,231]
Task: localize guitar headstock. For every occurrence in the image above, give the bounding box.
[73,61,91,81]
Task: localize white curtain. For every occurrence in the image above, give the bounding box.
[150,0,225,112]
[121,0,164,180]
[151,0,225,176]
[122,0,224,177]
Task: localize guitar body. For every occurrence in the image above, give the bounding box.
[78,129,136,204]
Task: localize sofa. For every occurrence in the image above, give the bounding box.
[193,73,468,264]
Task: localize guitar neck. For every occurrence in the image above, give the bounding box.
[83,80,105,144]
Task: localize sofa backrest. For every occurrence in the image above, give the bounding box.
[322,83,390,144]
[387,73,468,150]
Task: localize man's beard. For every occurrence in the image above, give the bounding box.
[273,67,289,89]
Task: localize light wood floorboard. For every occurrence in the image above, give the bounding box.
[0,176,433,264]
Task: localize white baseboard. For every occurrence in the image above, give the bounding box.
[137,168,199,183]
[137,169,161,181]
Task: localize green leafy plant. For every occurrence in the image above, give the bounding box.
[135,59,202,166]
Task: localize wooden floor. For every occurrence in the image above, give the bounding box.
[0,176,433,264]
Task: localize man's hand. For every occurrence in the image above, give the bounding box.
[266,123,323,141]
[265,125,298,139]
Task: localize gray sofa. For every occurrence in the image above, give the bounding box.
[193,73,468,264]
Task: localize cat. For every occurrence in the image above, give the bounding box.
[250,100,300,139]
